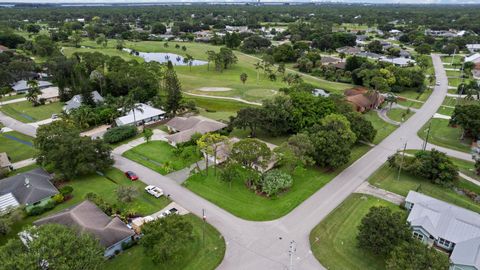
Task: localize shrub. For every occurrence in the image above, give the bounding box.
[0,218,12,235]
[85,192,115,215]
[59,185,74,196]
[116,186,139,203]
[121,240,137,250]
[27,200,56,216]
[52,193,64,204]
[260,170,293,196]
[103,126,137,144]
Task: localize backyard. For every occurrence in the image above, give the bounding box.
[310,194,400,270]
[183,144,371,221]
[0,101,63,123]
[103,214,225,270]
[122,141,202,175]
[417,118,471,153]
[0,131,36,162]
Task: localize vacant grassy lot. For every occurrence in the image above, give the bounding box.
[185,95,254,121]
[104,214,225,270]
[184,144,371,221]
[123,141,201,175]
[310,194,399,270]
[369,164,480,213]
[386,108,414,123]
[0,168,170,245]
[364,111,398,145]
[0,131,36,162]
[0,101,63,123]
[418,118,471,153]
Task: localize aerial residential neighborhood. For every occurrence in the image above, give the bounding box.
[0,2,480,270]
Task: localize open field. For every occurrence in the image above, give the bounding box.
[0,101,63,123]
[369,164,480,213]
[418,118,471,153]
[104,214,225,270]
[184,144,371,221]
[386,108,414,123]
[310,194,399,270]
[0,131,36,162]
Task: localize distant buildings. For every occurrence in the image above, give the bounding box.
[466,44,480,53]
[425,29,466,38]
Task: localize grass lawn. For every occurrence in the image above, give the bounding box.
[310,194,399,270]
[185,95,254,122]
[0,131,36,162]
[229,128,289,146]
[122,141,201,175]
[446,70,462,77]
[369,164,480,213]
[183,144,371,221]
[386,108,414,123]
[0,168,170,245]
[449,77,464,88]
[418,118,471,153]
[1,93,25,102]
[397,89,431,102]
[441,56,463,66]
[0,101,63,123]
[396,99,423,109]
[103,214,225,270]
[364,111,398,145]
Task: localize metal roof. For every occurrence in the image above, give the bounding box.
[115,103,165,126]
[0,193,19,214]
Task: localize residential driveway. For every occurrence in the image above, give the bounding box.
[0,111,37,137]
[355,182,405,205]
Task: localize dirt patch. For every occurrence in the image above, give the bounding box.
[197,87,233,92]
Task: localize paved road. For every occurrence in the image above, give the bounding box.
[111,54,474,269]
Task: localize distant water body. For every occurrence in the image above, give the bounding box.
[123,48,207,66]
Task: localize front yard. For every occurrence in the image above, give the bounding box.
[103,214,225,270]
[364,111,398,145]
[310,194,400,270]
[0,101,63,123]
[183,144,371,221]
[122,141,202,175]
[0,131,36,162]
[417,118,471,153]
[386,108,414,123]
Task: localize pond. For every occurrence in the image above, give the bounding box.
[123,48,207,66]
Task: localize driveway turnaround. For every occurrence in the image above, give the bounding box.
[113,54,473,269]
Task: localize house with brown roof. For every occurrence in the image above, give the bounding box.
[34,200,135,257]
[344,87,384,112]
[320,56,342,65]
[165,116,227,147]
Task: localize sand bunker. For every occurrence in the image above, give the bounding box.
[198,87,233,92]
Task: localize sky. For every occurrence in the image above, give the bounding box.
[1,0,480,3]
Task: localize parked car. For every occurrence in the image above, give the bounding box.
[164,208,178,216]
[125,171,139,181]
[145,185,163,198]
[436,81,440,86]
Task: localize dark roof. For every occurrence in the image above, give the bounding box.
[0,168,58,205]
[34,200,135,248]
[320,56,341,64]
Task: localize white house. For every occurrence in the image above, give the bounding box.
[380,57,415,67]
[466,44,480,53]
[115,103,166,126]
[465,53,480,64]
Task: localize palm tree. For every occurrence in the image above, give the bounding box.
[89,70,105,96]
[385,92,398,110]
[183,54,194,72]
[26,80,41,106]
[254,61,263,84]
[119,94,143,126]
[240,73,248,85]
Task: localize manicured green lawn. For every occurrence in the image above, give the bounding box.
[449,77,464,88]
[418,118,471,153]
[1,93,25,102]
[441,56,463,65]
[123,141,201,175]
[185,95,254,122]
[0,101,63,123]
[183,144,371,221]
[229,128,289,146]
[364,111,398,145]
[396,99,423,109]
[0,131,36,162]
[446,70,462,77]
[0,168,170,245]
[103,214,225,270]
[369,164,480,213]
[397,89,431,102]
[386,108,414,123]
[310,194,399,270]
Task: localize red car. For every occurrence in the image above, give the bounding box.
[125,171,139,181]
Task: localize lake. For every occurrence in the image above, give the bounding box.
[123,49,207,66]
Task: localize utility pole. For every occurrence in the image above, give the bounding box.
[289,240,296,270]
[457,61,466,106]
[451,48,456,67]
[202,209,206,247]
[397,141,408,181]
[423,120,432,151]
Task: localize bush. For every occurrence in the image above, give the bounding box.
[27,200,56,216]
[103,125,137,144]
[260,169,293,197]
[59,185,74,196]
[121,239,137,250]
[0,218,12,235]
[85,192,115,215]
[52,193,64,204]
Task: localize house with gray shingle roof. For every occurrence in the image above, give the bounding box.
[0,168,58,215]
[34,200,135,257]
[405,191,480,270]
[11,80,53,93]
[64,91,104,113]
[165,116,227,147]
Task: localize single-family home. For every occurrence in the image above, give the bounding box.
[165,116,227,147]
[0,152,12,173]
[465,53,480,65]
[34,200,135,257]
[344,87,384,112]
[64,91,104,112]
[320,56,342,65]
[399,50,411,59]
[115,103,166,126]
[11,80,53,94]
[336,46,362,55]
[312,89,330,97]
[225,25,249,33]
[466,44,480,53]
[0,168,59,214]
[357,52,383,60]
[405,191,480,270]
[39,87,60,104]
[389,29,403,36]
[380,57,415,67]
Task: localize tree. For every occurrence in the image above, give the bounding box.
[116,185,139,203]
[118,93,143,126]
[141,214,194,264]
[151,23,167,34]
[26,24,41,34]
[197,133,228,175]
[230,138,272,172]
[450,104,480,139]
[35,120,113,179]
[415,43,432,55]
[275,133,315,172]
[344,112,377,143]
[231,107,264,137]
[116,39,124,50]
[441,43,459,56]
[183,54,194,71]
[386,241,450,270]
[367,40,383,53]
[296,56,313,73]
[143,128,153,143]
[240,72,248,85]
[219,161,242,188]
[224,32,241,48]
[164,61,183,115]
[0,224,104,270]
[206,50,216,71]
[260,169,293,197]
[357,206,411,256]
[385,92,398,109]
[25,80,41,106]
[95,34,108,48]
[308,114,356,169]
[410,150,458,185]
[70,30,82,48]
